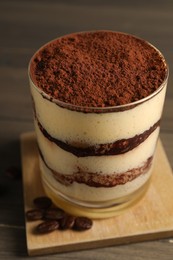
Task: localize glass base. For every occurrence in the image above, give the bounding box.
[41,175,151,219]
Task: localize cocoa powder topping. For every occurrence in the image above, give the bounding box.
[30,31,167,107]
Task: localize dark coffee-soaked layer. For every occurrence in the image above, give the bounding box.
[39,149,153,187]
[36,118,160,157]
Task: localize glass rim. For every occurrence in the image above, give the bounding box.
[28,30,169,112]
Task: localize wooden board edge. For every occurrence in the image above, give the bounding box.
[28,229,173,256]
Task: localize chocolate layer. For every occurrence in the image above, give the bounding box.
[40,150,153,188]
[37,118,160,157]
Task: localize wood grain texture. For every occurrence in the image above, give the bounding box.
[0,0,173,259]
[21,133,173,256]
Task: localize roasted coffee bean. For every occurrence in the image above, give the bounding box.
[74,216,93,231]
[59,214,76,229]
[36,220,59,234]
[33,196,52,209]
[26,209,44,221]
[44,208,65,220]
[5,166,21,180]
[26,196,94,234]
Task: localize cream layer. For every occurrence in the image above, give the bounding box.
[40,157,153,202]
[30,80,166,145]
[35,120,159,175]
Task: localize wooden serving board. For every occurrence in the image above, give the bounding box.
[21,132,173,256]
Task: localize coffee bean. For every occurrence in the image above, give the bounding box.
[5,166,21,180]
[74,216,93,231]
[36,220,59,234]
[59,214,76,229]
[26,209,44,221]
[33,196,52,209]
[26,196,94,234]
[44,208,65,220]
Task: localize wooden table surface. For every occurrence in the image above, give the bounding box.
[0,0,173,259]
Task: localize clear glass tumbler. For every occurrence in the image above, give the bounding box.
[28,32,168,218]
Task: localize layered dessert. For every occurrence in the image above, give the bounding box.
[29,31,168,216]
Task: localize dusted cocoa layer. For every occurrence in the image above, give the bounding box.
[30,31,167,108]
[39,149,152,188]
[36,117,160,157]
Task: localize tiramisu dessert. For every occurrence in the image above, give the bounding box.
[29,31,168,218]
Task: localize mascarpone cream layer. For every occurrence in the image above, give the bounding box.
[35,120,159,175]
[40,158,152,202]
[30,80,166,145]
